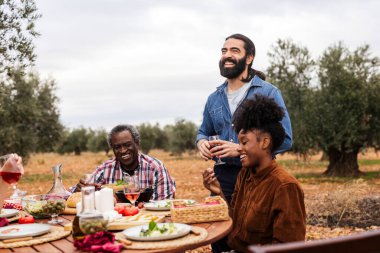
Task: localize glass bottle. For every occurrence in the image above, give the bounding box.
[78,186,108,235]
[47,164,71,199]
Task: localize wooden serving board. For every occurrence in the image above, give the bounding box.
[64,212,165,231]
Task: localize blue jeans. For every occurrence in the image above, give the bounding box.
[212,164,241,204]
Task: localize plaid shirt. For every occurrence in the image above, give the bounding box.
[72,153,176,200]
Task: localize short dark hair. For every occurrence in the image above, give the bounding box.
[107,124,140,147]
[225,33,266,81]
[233,94,285,152]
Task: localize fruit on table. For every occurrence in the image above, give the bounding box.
[114,205,139,216]
[18,216,35,224]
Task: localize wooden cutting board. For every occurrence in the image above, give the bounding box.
[64,212,165,231]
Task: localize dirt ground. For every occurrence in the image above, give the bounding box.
[7,149,380,252]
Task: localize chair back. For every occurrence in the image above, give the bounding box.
[249,229,380,253]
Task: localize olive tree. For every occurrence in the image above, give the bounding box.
[311,43,380,176]
[0,0,40,76]
[267,39,316,157]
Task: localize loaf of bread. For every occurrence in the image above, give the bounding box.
[67,192,82,208]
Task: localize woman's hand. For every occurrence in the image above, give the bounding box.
[202,168,221,195]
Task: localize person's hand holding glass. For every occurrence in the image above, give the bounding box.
[208,135,226,165]
[75,173,101,192]
[0,154,26,198]
[123,174,140,206]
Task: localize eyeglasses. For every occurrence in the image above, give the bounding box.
[112,142,133,151]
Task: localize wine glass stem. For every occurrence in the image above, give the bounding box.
[51,214,58,223]
[12,184,17,190]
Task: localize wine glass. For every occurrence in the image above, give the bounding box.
[0,154,27,198]
[208,135,226,165]
[123,174,141,206]
[82,173,95,184]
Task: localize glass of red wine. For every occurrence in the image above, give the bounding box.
[208,135,226,165]
[123,174,140,206]
[0,154,27,198]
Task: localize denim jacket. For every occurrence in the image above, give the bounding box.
[196,75,292,166]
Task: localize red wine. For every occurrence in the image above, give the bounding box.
[0,171,21,184]
[125,192,140,203]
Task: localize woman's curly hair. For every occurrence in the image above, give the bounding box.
[233,94,285,153]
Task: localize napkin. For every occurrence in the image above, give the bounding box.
[2,199,22,210]
[74,231,122,253]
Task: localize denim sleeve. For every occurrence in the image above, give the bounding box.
[195,99,214,144]
[272,89,293,154]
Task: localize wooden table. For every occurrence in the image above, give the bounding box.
[0,214,232,253]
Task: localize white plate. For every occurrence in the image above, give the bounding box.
[122,223,191,241]
[0,209,19,218]
[0,224,51,240]
[144,199,196,211]
[144,200,172,211]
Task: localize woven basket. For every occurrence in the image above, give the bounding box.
[171,196,229,224]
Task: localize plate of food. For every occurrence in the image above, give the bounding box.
[0,224,51,240]
[144,199,196,211]
[122,221,191,241]
[0,209,19,218]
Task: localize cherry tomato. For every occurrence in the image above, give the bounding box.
[123,208,134,216]
[130,207,139,215]
[18,216,35,224]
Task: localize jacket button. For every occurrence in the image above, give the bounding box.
[230,139,233,142]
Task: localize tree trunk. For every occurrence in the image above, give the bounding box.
[324,148,361,177]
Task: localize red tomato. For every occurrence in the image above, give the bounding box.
[130,207,139,215]
[114,205,125,214]
[123,207,134,216]
[18,216,35,224]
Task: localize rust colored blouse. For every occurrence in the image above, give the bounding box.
[228,160,306,252]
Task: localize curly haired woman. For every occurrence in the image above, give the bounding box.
[203,95,306,253]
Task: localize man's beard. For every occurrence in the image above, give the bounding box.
[219,55,247,79]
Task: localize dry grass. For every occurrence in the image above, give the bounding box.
[5,149,380,251]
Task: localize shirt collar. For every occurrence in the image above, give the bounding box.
[115,152,142,175]
[216,75,263,92]
[248,159,277,183]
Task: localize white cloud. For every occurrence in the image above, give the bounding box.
[34,0,380,130]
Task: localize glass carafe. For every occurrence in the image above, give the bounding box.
[47,164,71,199]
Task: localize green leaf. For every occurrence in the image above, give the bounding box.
[148,220,157,231]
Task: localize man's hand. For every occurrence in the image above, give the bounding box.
[202,168,221,195]
[75,178,102,192]
[197,139,212,161]
[209,140,240,158]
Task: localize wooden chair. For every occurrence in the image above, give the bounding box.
[249,229,380,253]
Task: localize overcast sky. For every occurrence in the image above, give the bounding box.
[34,0,380,130]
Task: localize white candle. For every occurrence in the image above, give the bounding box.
[76,202,82,215]
[95,191,102,212]
[100,187,114,213]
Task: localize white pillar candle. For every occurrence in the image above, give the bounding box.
[100,187,114,213]
[76,202,82,215]
[95,191,102,212]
